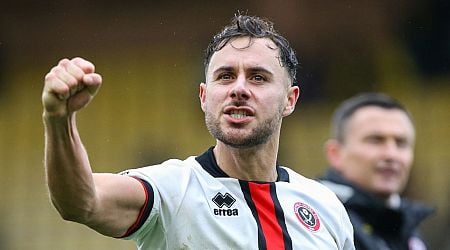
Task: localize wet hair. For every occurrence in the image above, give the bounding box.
[331,92,414,142]
[204,13,298,85]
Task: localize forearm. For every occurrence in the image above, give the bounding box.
[44,112,97,222]
[42,58,146,236]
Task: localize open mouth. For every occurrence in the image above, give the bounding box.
[229,110,248,119]
[224,106,254,118]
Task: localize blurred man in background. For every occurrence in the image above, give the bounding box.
[319,92,434,250]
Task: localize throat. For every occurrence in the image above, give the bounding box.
[214,145,278,182]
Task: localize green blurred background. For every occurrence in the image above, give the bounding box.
[1,0,449,249]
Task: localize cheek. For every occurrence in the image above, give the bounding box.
[341,149,376,175]
[203,90,222,107]
[203,98,215,113]
[399,153,414,175]
[345,147,376,165]
[403,151,414,165]
[260,92,286,113]
[205,96,227,117]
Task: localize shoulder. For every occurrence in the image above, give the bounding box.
[281,167,355,248]
[283,167,340,200]
[281,167,351,222]
[119,156,204,185]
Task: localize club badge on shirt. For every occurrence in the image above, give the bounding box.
[294,202,321,232]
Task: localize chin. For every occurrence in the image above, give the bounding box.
[374,185,400,198]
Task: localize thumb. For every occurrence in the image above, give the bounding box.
[82,73,102,96]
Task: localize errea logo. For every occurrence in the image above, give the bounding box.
[212,192,238,216]
[212,192,235,208]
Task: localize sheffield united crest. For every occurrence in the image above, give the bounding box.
[294,202,321,232]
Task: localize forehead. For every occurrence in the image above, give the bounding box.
[346,106,415,138]
[207,37,283,74]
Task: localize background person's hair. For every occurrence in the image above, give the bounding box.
[331,92,414,143]
[204,13,299,86]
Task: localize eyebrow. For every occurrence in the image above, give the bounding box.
[212,66,234,76]
[247,66,274,76]
[212,66,274,77]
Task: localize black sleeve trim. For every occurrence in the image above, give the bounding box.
[119,177,154,238]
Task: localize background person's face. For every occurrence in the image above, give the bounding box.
[336,106,415,198]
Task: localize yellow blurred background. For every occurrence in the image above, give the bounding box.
[1,1,449,249]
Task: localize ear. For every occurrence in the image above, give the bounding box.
[199,82,207,112]
[324,139,343,171]
[282,85,300,116]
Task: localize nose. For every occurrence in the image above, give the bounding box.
[230,75,250,100]
[382,139,400,160]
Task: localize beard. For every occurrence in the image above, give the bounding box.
[205,109,283,149]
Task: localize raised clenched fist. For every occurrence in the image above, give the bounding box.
[42,57,102,118]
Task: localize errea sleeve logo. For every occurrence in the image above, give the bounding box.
[212,192,238,216]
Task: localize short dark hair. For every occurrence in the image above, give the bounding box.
[204,13,298,85]
[331,92,414,142]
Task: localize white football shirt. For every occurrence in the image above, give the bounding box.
[120,148,354,250]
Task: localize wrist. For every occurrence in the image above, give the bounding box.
[42,110,75,124]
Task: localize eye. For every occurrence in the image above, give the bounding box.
[250,74,266,83]
[366,135,384,144]
[396,138,411,148]
[218,72,234,81]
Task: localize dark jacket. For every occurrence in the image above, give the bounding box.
[319,169,434,250]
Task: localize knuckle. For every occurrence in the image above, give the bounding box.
[66,77,79,87]
[44,72,54,81]
[50,66,64,75]
[71,57,85,67]
[71,57,84,63]
[72,57,95,73]
[58,58,70,66]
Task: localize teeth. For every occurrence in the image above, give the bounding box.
[230,110,247,119]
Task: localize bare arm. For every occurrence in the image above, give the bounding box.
[43,57,146,237]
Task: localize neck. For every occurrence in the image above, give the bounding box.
[213,140,279,182]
